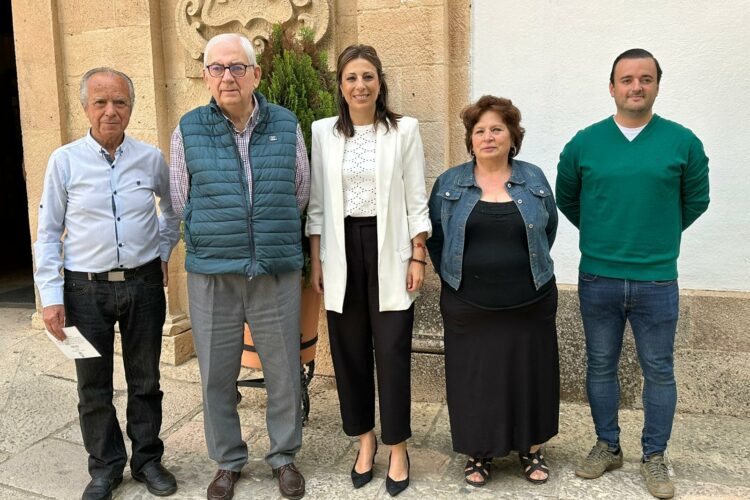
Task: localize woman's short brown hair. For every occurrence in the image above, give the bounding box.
[461,95,525,159]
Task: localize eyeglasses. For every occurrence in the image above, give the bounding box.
[205,64,254,78]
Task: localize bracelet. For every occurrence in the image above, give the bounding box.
[410,257,427,265]
[412,242,426,250]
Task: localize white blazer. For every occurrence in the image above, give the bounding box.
[306,115,432,313]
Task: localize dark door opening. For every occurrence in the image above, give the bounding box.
[0,2,35,308]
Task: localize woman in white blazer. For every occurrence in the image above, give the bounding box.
[306,44,431,497]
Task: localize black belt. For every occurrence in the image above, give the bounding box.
[64,258,160,282]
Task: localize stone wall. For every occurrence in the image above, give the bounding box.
[12,0,749,416]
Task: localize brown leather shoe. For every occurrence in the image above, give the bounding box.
[206,469,240,500]
[273,463,305,499]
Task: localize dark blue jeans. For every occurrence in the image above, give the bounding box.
[578,272,679,457]
[64,262,166,479]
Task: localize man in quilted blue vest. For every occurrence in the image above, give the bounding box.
[170,33,310,500]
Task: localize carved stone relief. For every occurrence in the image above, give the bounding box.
[175,0,331,77]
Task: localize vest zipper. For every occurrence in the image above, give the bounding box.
[230,127,256,279]
[246,150,257,279]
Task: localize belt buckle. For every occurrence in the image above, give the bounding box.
[107,271,126,282]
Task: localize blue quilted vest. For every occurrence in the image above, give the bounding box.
[179,92,302,276]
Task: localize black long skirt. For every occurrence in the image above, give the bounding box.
[441,284,560,458]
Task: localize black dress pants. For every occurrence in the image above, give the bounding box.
[326,217,414,445]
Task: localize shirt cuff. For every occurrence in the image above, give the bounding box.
[305,222,322,237]
[407,217,432,240]
[40,287,64,308]
[159,244,174,263]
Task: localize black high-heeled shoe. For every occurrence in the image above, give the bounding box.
[351,439,378,489]
[386,449,410,497]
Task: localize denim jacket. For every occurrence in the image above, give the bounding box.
[426,159,557,291]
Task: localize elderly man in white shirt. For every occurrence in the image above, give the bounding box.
[34,67,180,500]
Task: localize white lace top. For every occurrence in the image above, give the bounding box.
[342,124,377,217]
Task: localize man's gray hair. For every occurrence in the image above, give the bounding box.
[79,67,135,108]
[203,33,257,67]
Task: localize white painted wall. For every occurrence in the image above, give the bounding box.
[471,0,750,291]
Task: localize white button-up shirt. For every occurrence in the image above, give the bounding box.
[34,132,180,307]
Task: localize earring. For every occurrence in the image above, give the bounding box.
[510,146,518,158]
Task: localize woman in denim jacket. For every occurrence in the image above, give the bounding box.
[426,95,559,487]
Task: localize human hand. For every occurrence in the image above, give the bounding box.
[43,304,66,340]
[161,261,169,287]
[311,259,324,294]
[406,260,425,292]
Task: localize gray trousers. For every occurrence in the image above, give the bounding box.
[188,270,302,471]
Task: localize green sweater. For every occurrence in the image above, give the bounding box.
[556,115,709,280]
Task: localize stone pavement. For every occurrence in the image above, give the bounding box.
[0,306,748,500]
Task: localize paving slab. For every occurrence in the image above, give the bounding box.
[296,427,353,469]
[404,446,452,482]
[1,305,749,499]
[0,373,78,454]
[424,404,453,452]
[668,412,750,485]
[0,484,48,500]
[160,377,205,435]
[1,330,67,411]
[672,481,750,499]
[0,438,88,499]
[409,401,443,446]
[0,308,35,345]
[302,470,386,499]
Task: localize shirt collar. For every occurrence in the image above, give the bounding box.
[456,159,525,186]
[84,130,129,157]
[221,95,260,134]
[508,159,526,185]
[457,161,476,187]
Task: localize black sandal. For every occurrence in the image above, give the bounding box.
[519,449,549,484]
[464,457,491,487]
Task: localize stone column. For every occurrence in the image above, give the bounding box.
[144,0,195,365]
[161,241,194,365]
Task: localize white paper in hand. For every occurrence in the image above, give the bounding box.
[46,326,101,359]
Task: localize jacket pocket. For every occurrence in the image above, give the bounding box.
[528,184,551,198]
[527,185,551,226]
[438,189,462,201]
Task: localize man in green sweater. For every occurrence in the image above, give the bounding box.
[556,48,709,499]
